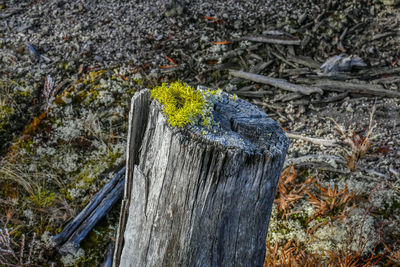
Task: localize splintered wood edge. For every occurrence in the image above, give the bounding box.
[113,89,151,267]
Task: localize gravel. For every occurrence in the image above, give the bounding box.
[1,0,301,72]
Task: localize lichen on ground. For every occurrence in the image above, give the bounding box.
[0,67,140,265]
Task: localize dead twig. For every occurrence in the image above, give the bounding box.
[287,55,321,69]
[371,32,396,41]
[0,228,36,266]
[229,70,323,95]
[231,90,272,98]
[243,36,301,45]
[312,92,348,104]
[286,133,340,147]
[284,154,346,169]
[330,100,376,171]
[270,50,298,69]
[314,80,400,98]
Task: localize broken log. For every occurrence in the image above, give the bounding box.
[52,167,125,254]
[113,88,289,267]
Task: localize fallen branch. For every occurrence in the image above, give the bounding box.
[232,90,272,98]
[282,68,313,76]
[52,167,125,254]
[357,67,400,79]
[286,55,321,69]
[286,133,340,147]
[284,154,346,169]
[249,60,274,74]
[270,50,298,69]
[312,92,349,104]
[371,32,396,41]
[202,44,261,62]
[229,69,323,95]
[273,92,303,102]
[313,80,400,98]
[370,76,400,85]
[242,36,301,45]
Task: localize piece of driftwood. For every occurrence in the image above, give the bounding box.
[243,35,301,45]
[229,69,323,95]
[313,80,400,98]
[114,89,289,267]
[52,167,125,254]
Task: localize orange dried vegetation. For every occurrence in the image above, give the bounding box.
[305,182,355,220]
[274,165,313,219]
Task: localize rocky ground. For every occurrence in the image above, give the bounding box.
[0,0,399,266]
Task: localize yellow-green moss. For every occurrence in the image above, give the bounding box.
[134,79,143,86]
[0,104,14,132]
[150,80,208,128]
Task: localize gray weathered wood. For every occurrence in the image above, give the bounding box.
[313,79,400,98]
[116,88,289,267]
[113,90,151,266]
[243,35,301,45]
[52,167,125,252]
[58,171,124,255]
[229,69,323,95]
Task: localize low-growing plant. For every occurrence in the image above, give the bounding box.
[305,182,355,220]
[330,101,376,171]
[267,163,398,266]
[0,228,36,266]
[274,165,314,219]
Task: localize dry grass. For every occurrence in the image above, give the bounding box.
[264,239,320,267]
[305,182,355,220]
[0,161,37,197]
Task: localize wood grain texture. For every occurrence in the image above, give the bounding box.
[113,89,151,266]
[118,90,289,267]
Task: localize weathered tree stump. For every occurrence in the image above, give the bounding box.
[114,87,289,267]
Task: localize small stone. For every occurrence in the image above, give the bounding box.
[94,55,103,62]
[381,0,400,5]
[73,23,82,31]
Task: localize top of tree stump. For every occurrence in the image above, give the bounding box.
[174,86,289,156]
